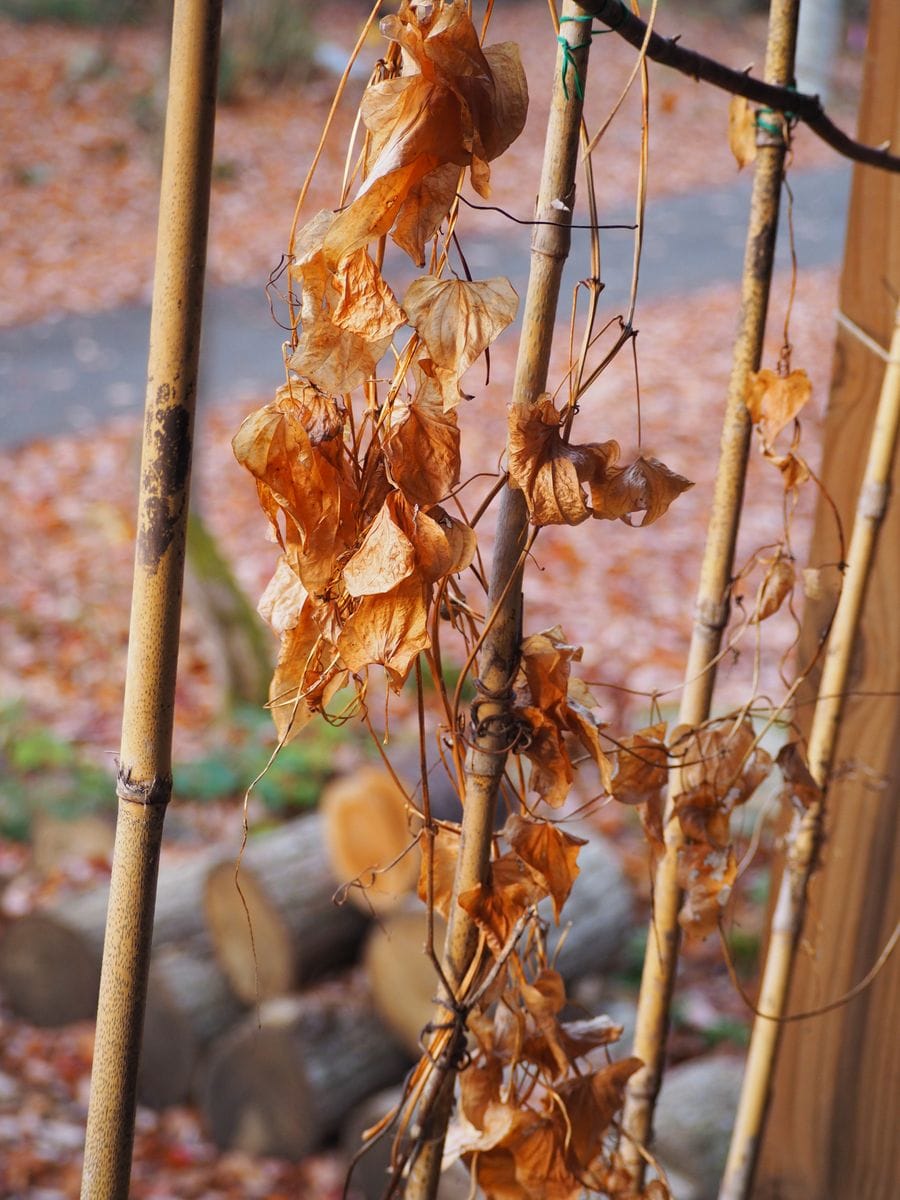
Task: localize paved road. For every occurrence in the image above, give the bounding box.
[0,165,850,448]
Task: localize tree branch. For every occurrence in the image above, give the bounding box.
[578,0,900,173]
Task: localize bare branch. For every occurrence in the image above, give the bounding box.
[579,0,900,173]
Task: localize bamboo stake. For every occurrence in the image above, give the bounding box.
[80,3,221,1196]
[620,0,800,1182]
[402,6,593,1197]
[719,302,900,1200]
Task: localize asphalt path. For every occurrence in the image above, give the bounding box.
[0,164,850,448]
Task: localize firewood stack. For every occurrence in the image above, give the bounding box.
[0,766,632,1166]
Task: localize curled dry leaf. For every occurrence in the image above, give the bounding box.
[728,94,757,169]
[745,367,813,448]
[336,573,430,689]
[458,851,547,956]
[508,394,620,526]
[514,627,613,805]
[257,554,307,636]
[288,216,404,394]
[752,552,795,622]
[609,722,669,805]
[591,454,694,527]
[385,376,461,506]
[324,0,528,267]
[232,386,358,597]
[268,599,347,744]
[503,813,586,922]
[403,274,519,407]
[676,842,737,938]
[417,823,460,920]
[776,741,822,809]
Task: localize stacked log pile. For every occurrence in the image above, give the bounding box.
[0,767,633,1172]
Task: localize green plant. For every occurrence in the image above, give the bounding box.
[0,704,109,840]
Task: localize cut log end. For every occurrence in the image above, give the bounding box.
[201,984,410,1159]
[0,914,100,1026]
[321,767,422,914]
[204,861,296,1005]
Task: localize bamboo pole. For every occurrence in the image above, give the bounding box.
[402,6,593,1197]
[620,0,800,1182]
[80,3,222,1196]
[718,303,900,1200]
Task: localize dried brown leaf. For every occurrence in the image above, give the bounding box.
[331,248,406,342]
[268,599,346,744]
[677,843,737,937]
[745,368,813,448]
[609,723,669,805]
[728,95,757,169]
[417,823,460,920]
[386,379,461,506]
[503,814,586,922]
[404,275,518,407]
[776,741,822,808]
[458,851,547,956]
[336,574,430,689]
[343,499,416,598]
[508,395,620,526]
[591,454,694,526]
[752,553,795,622]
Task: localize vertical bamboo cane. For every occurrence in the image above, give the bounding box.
[403,7,593,1198]
[80,3,221,1197]
[718,304,900,1200]
[620,0,800,1182]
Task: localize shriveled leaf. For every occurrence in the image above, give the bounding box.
[404,275,518,406]
[559,1058,643,1170]
[411,504,476,582]
[776,741,822,809]
[417,823,460,920]
[288,318,392,396]
[591,454,694,526]
[765,447,811,493]
[289,209,334,320]
[268,600,346,744]
[232,389,358,597]
[386,380,461,506]
[392,161,460,266]
[508,395,620,526]
[519,625,581,710]
[752,553,795,622]
[517,706,573,808]
[257,555,307,635]
[677,843,737,937]
[745,368,813,448]
[504,814,586,922]
[324,3,527,267]
[336,574,430,689]
[458,851,547,956]
[672,717,772,810]
[331,248,406,342]
[343,498,416,597]
[728,95,757,169]
[609,722,669,805]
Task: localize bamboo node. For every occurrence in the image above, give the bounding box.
[694,595,730,631]
[115,766,173,807]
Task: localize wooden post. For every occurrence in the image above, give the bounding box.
[753,0,900,1195]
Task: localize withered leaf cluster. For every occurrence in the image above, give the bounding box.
[670,718,772,937]
[509,395,693,527]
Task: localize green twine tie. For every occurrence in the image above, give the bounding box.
[558,14,593,102]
